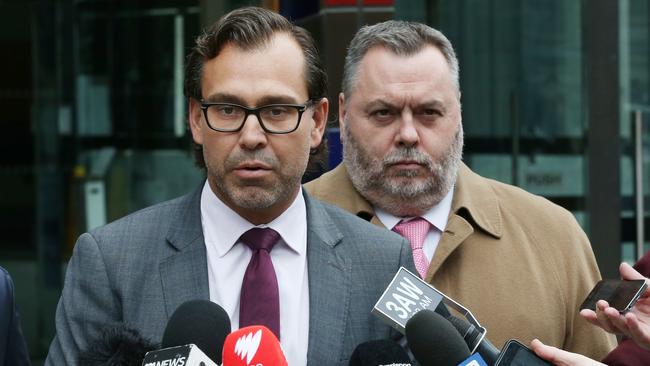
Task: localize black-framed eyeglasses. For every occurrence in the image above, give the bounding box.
[199,99,318,134]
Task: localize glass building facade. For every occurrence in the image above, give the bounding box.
[0,0,645,362]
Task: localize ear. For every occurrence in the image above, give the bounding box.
[188,98,204,145]
[338,93,347,143]
[309,97,329,148]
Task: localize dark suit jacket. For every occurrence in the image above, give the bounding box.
[45,187,415,365]
[0,266,30,366]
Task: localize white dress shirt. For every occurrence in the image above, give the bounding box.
[375,187,455,262]
[200,181,309,366]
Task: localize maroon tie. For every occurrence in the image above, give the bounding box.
[239,227,281,339]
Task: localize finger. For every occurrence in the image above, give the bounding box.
[620,262,647,282]
[531,339,567,364]
[581,307,615,332]
[594,300,619,333]
[603,306,632,338]
[580,308,598,322]
[625,312,650,351]
[530,339,604,366]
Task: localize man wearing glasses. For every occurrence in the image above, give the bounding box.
[45,7,414,366]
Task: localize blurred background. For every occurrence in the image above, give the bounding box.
[0,0,646,363]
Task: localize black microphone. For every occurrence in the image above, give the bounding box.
[348,339,413,366]
[158,299,231,365]
[77,323,157,366]
[405,310,471,366]
[408,310,552,366]
[446,314,499,365]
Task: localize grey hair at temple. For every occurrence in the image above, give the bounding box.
[341,20,460,100]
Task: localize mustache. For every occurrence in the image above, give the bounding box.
[382,148,433,168]
[225,150,279,169]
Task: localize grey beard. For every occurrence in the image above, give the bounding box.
[343,122,463,216]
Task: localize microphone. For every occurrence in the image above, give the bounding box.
[407,310,551,366]
[142,299,231,366]
[372,267,487,352]
[405,310,471,366]
[78,323,157,366]
[373,266,503,362]
[446,314,499,365]
[348,339,413,366]
[221,325,288,366]
[160,299,231,364]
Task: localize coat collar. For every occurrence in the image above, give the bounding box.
[313,162,502,238]
[312,164,382,225]
[451,163,502,239]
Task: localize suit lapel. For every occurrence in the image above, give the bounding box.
[304,194,350,365]
[160,186,210,318]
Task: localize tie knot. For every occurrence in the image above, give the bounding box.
[393,217,431,250]
[239,227,280,252]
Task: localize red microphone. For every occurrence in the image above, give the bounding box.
[221,325,288,366]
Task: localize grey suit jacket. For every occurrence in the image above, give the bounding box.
[45,186,415,365]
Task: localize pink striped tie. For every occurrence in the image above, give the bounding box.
[393,218,431,279]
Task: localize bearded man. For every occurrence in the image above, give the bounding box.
[305,20,616,360]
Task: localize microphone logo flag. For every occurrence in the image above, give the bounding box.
[234,329,262,365]
[373,267,488,353]
[222,325,288,366]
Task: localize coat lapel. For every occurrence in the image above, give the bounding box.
[427,163,502,280]
[159,186,210,318]
[304,193,350,365]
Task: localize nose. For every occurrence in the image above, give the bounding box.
[395,110,419,147]
[238,113,268,150]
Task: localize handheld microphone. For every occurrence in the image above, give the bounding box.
[160,299,231,364]
[221,325,288,366]
[446,314,499,365]
[372,267,487,351]
[348,339,413,366]
[405,310,471,366]
[78,323,157,366]
[141,299,231,366]
[407,310,551,366]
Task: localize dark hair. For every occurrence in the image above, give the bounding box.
[184,7,328,168]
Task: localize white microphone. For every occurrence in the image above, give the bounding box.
[141,344,217,366]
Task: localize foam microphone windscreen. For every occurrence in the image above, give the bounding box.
[222,325,288,366]
[405,309,471,366]
[348,339,412,366]
[161,299,231,364]
[77,323,157,366]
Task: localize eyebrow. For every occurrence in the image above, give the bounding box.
[365,99,399,111]
[364,99,447,111]
[202,93,303,107]
[202,93,246,105]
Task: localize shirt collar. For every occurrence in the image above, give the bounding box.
[200,181,307,257]
[374,186,455,231]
